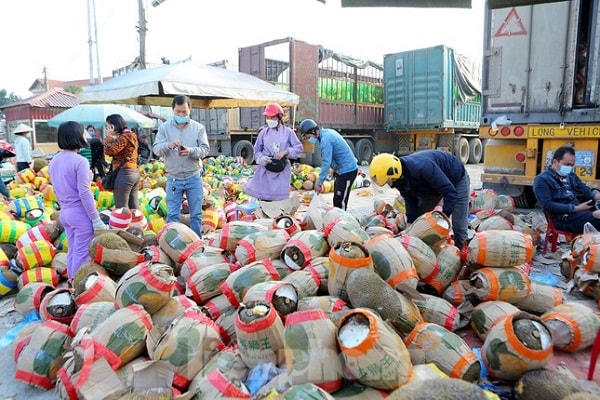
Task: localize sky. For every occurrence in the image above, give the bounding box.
[0,0,485,99]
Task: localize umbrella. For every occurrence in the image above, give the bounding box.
[47,104,156,129]
[78,62,300,108]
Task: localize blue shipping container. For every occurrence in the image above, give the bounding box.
[383,45,481,131]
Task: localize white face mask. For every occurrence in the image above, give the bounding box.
[266,119,279,129]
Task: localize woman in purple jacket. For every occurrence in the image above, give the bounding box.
[48,121,106,279]
[242,104,304,201]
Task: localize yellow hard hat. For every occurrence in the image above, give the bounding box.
[369,153,402,186]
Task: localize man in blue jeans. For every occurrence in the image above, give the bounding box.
[152,95,210,237]
[370,151,471,250]
[533,146,600,233]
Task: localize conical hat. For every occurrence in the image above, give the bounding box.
[12,123,33,135]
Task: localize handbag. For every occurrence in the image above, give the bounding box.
[265,157,288,173]
[101,157,129,191]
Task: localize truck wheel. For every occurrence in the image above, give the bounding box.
[312,142,323,166]
[232,140,254,165]
[355,139,374,165]
[467,138,482,164]
[513,186,537,209]
[455,137,469,165]
[345,139,355,155]
[480,139,490,162]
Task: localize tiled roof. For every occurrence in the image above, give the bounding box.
[29,77,112,92]
[0,89,79,109]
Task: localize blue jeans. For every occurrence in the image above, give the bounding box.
[166,173,203,237]
[416,171,470,249]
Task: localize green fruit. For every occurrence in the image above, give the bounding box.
[514,369,586,400]
[345,268,422,334]
[388,378,488,400]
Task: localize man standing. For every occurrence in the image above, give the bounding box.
[153,95,209,237]
[298,119,358,210]
[533,146,600,233]
[369,151,470,250]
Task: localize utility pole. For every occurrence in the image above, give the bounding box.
[86,0,101,84]
[87,0,95,85]
[138,0,147,69]
[93,0,102,83]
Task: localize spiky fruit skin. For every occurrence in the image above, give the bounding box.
[388,378,488,400]
[514,369,585,400]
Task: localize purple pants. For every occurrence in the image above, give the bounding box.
[59,207,94,279]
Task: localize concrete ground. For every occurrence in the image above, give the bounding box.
[1,163,599,398]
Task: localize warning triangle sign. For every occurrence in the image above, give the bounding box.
[495,8,528,37]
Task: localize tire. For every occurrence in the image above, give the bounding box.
[455,137,469,165]
[467,138,483,164]
[513,186,537,209]
[345,139,355,156]
[355,138,374,165]
[312,142,323,166]
[480,139,490,163]
[232,140,254,165]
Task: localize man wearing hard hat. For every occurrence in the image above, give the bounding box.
[370,150,470,250]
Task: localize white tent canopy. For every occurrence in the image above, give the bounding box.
[78,62,300,109]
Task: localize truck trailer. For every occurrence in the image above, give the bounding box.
[479,0,600,207]
[383,45,483,164]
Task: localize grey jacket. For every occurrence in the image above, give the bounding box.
[153,119,210,178]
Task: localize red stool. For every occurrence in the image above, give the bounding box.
[542,210,576,255]
[589,329,600,380]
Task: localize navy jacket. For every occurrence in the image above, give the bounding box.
[391,150,465,223]
[533,167,594,216]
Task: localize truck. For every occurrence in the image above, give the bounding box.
[383,45,483,164]
[203,37,483,166]
[479,0,600,207]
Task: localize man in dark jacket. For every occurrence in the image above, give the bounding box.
[370,150,470,249]
[533,146,600,233]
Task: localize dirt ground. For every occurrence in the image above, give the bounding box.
[1,163,600,398]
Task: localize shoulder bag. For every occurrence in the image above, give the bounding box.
[101,157,129,191]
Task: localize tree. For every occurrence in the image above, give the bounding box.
[63,85,83,94]
[0,89,20,107]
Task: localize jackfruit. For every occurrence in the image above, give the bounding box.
[72,262,109,290]
[345,267,422,334]
[388,378,487,400]
[514,369,586,400]
[88,232,130,259]
[563,393,600,400]
[32,158,48,172]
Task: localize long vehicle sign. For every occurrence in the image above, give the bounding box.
[529,125,600,138]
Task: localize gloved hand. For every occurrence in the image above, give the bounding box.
[92,218,108,231]
[257,155,272,166]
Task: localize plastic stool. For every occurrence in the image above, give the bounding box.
[235,199,260,220]
[542,210,576,255]
[589,329,600,380]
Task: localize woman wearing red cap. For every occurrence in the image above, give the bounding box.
[242,103,303,201]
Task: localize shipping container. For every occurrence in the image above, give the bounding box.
[479,0,600,207]
[384,45,483,164]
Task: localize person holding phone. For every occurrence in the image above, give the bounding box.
[533,145,600,233]
[152,95,209,237]
[104,114,140,210]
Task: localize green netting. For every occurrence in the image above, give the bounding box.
[318,78,383,104]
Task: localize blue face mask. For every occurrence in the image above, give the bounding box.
[308,137,318,144]
[558,165,573,176]
[173,115,190,124]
